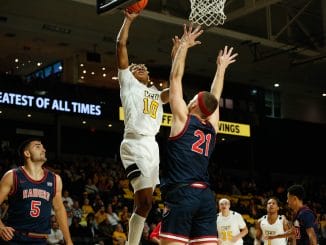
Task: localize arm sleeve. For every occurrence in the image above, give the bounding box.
[118,68,133,88]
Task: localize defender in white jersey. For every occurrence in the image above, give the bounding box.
[116,10,170,245]
[255,198,290,245]
[216,198,248,245]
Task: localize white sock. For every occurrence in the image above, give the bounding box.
[127,213,146,245]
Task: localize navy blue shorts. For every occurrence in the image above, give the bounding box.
[160,184,218,243]
[0,232,47,244]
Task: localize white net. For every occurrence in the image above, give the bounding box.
[189,0,226,27]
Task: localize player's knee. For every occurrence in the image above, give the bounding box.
[138,198,152,212]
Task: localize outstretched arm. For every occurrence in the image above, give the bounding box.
[171,35,182,61]
[209,46,238,132]
[116,11,139,69]
[169,24,203,136]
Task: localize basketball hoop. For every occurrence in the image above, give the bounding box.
[189,0,226,27]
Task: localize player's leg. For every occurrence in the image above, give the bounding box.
[127,176,155,245]
[160,186,196,245]
[121,136,159,244]
[189,187,218,245]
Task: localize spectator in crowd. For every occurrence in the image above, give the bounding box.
[84,177,99,199]
[82,212,99,244]
[47,219,64,245]
[97,218,114,244]
[92,194,105,213]
[81,198,95,224]
[63,200,73,227]
[95,205,108,226]
[112,223,127,245]
[69,216,84,242]
[106,203,120,228]
[118,206,131,233]
[62,190,74,208]
[71,200,83,221]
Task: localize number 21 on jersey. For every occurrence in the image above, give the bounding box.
[191,129,212,156]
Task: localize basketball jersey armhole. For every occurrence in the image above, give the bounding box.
[118,68,134,88]
[168,115,191,140]
[9,168,18,196]
[53,172,57,198]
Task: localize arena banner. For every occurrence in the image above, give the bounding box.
[119,107,250,137]
[0,91,102,116]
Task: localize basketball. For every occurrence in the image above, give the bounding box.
[126,0,148,13]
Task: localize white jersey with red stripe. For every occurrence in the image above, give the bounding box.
[118,68,163,136]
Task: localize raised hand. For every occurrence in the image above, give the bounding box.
[217,45,238,69]
[124,9,140,21]
[180,23,204,48]
[171,35,181,60]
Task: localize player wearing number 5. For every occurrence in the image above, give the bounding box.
[159,23,238,244]
[0,139,73,245]
[116,10,170,245]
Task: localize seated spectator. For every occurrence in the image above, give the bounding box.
[81,198,95,225]
[93,194,105,212]
[111,195,123,213]
[95,205,108,226]
[63,200,73,227]
[71,200,83,220]
[47,220,64,245]
[84,177,99,199]
[112,223,127,245]
[106,203,120,228]
[81,213,100,244]
[69,216,84,239]
[62,190,74,208]
[118,206,131,233]
[97,218,114,242]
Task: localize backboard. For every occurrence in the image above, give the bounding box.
[96,0,139,15]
